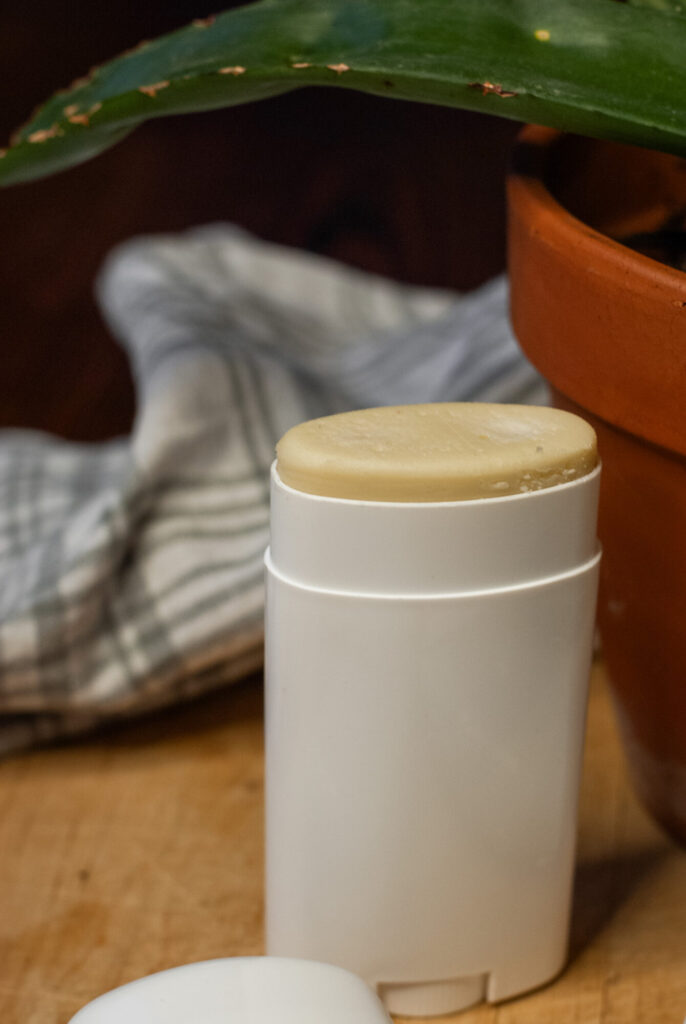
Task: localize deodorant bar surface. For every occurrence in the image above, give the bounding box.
[276,403,598,502]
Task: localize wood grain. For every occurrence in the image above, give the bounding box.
[0,663,684,1024]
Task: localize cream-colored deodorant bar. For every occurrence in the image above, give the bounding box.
[266,402,601,1018]
[276,402,597,501]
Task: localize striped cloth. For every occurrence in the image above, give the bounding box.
[0,225,546,753]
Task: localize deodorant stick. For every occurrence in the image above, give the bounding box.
[265,403,600,1017]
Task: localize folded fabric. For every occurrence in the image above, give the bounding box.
[0,225,546,753]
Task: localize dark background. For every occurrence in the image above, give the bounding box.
[0,1,518,441]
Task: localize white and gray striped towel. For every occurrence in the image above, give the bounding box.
[0,224,546,753]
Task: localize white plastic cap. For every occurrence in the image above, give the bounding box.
[68,957,391,1024]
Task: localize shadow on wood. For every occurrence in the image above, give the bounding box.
[569,846,666,959]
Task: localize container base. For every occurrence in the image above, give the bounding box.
[377,974,487,1017]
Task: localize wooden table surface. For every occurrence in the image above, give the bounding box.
[1,662,684,1024]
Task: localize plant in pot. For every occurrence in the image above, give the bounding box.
[2,0,685,844]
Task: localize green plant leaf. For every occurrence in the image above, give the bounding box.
[3,0,686,187]
[626,0,685,13]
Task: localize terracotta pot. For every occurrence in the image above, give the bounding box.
[508,126,686,846]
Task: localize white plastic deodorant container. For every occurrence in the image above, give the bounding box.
[265,403,600,1018]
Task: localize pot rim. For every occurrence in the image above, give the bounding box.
[508,125,686,457]
[509,124,686,292]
